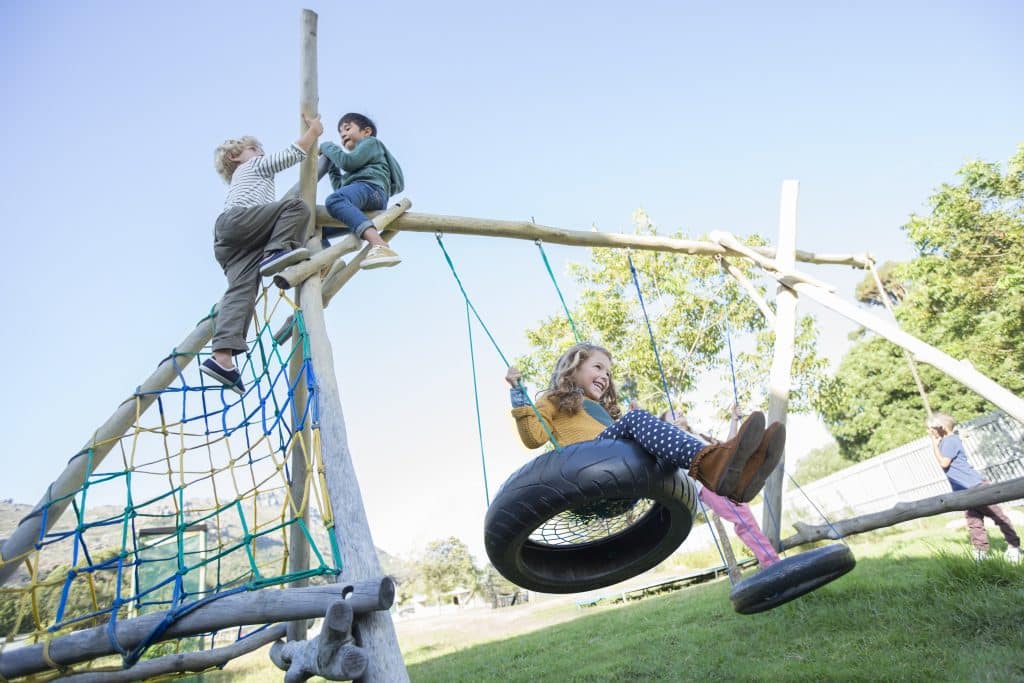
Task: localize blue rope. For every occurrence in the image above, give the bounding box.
[626,251,676,418]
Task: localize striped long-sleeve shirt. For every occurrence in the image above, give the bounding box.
[223,144,307,210]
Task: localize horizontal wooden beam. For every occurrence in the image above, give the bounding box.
[315,208,874,268]
[782,477,1024,548]
[0,579,394,679]
[58,623,288,683]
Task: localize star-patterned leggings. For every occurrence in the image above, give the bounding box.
[597,409,707,469]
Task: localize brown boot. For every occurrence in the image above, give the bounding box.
[688,411,765,498]
[734,422,786,503]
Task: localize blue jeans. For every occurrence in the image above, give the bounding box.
[324,181,387,242]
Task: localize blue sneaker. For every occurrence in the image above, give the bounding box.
[259,247,310,276]
[200,358,245,395]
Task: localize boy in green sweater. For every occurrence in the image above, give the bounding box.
[320,113,404,268]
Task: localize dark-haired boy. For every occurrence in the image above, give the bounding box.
[320,113,404,269]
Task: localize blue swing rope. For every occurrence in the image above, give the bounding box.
[465,299,491,505]
[715,260,848,550]
[625,250,735,575]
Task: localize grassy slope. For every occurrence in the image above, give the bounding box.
[201,513,1024,682]
[408,519,1024,682]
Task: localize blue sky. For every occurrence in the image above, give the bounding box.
[1,0,1021,560]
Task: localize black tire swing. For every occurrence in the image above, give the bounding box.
[484,438,699,593]
[728,543,855,614]
[436,236,701,594]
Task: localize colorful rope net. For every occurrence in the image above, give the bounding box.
[0,285,341,675]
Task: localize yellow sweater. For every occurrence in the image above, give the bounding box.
[511,395,614,449]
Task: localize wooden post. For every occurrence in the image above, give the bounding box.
[786,280,1024,424]
[709,514,742,583]
[287,323,311,643]
[762,181,800,547]
[294,9,408,681]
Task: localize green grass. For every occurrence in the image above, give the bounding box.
[408,519,1024,682]
[201,514,1024,682]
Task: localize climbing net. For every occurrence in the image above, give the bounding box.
[0,286,341,675]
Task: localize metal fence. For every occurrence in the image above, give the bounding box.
[783,410,1024,526]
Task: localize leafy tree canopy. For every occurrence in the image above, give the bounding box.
[416,536,480,600]
[516,215,829,420]
[817,144,1024,459]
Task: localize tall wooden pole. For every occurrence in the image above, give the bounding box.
[762,181,799,546]
[294,9,408,681]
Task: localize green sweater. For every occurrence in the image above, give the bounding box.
[320,138,404,196]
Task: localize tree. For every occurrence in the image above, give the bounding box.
[516,217,830,419]
[416,537,479,603]
[817,144,1024,459]
[790,441,854,484]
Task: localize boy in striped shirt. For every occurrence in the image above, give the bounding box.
[201,113,324,395]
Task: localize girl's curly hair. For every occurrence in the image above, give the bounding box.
[543,343,621,420]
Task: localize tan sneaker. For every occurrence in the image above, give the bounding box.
[361,245,401,269]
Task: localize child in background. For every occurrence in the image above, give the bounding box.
[926,412,1021,563]
[320,113,404,268]
[661,406,781,568]
[203,114,324,395]
[504,342,784,502]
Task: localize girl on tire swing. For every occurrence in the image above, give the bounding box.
[504,342,784,503]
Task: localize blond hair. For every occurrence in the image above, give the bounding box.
[543,343,621,420]
[925,412,957,432]
[213,136,261,183]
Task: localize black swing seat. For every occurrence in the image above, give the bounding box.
[484,438,698,594]
[729,543,856,614]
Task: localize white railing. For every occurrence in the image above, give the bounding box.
[783,411,1024,526]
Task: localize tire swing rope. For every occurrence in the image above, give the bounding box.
[436,234,698,593]
[625,249,736,575]
[711,261,856,614]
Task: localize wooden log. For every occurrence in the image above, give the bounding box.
[287,322,311,643]
[270,600,368,682]
[710,513,742,583]
[757,181,801,547]
[711,230,836,293]
[719,257,775,325]
[784,280,1024,424]
[315,207,875,268]
[0,579,394,679]
[0,317,214,585]
[294,10,408,682]
[781,477,1024,549]
[276,199,412,291]
[58,623,288,683]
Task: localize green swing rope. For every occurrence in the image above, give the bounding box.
[435,234,563,467]
[535,239,582,343]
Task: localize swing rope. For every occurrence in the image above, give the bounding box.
[715,261,848,550]
[435,234,563,453]
[626,251,677,420]
[466,299,491,505]
[536,239,582,343]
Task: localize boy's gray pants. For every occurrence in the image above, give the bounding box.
[212,197,310,355]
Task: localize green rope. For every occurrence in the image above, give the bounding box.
[466,300,491,504]
[434,234,563,450]
[535,239,581,343]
